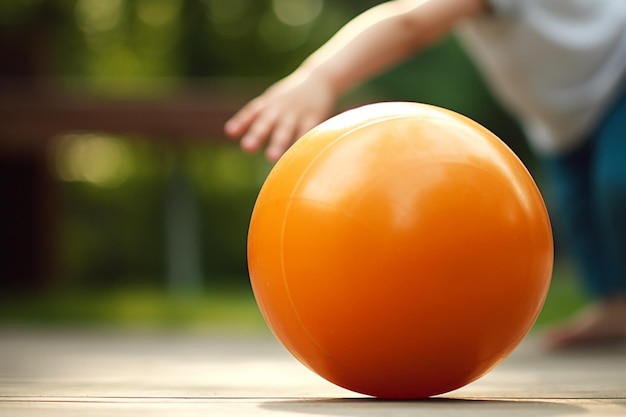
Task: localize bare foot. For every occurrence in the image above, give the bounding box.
[543,295,626,350]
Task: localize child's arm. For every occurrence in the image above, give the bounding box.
[225,0,487,161]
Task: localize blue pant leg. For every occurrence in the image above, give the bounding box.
[593,93,626,296]
[541,140,610,299]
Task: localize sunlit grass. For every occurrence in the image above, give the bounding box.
[534,261,587,330]
[0,286,267,333]
[0,263,586,333]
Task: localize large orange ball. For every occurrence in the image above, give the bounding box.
[247,102,553,399]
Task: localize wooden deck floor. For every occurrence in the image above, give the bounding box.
[0,326,625,416]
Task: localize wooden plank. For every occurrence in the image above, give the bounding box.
[0,328,625,416]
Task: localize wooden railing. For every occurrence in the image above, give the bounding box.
[0,79,258,292]
[0,80,254,149]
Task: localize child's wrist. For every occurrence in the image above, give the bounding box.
[298,63,344,98]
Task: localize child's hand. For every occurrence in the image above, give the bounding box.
[224,72,336,162]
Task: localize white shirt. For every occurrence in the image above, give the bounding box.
[456,0,626,155]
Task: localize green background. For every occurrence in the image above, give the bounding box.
[0,0,583,329]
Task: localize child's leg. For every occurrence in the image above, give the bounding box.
[541,140,610,298]
[593,93,626,296]
[543,93,626,349]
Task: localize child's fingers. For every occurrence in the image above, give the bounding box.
[266,116,298,162]
[224,100,263,138]
[297,116,323,140]
[240,112,278,153]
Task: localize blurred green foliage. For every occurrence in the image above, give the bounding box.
[2,0,536,294]
[0,0,358,82]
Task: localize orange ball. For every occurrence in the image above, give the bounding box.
[247,102,553,399]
